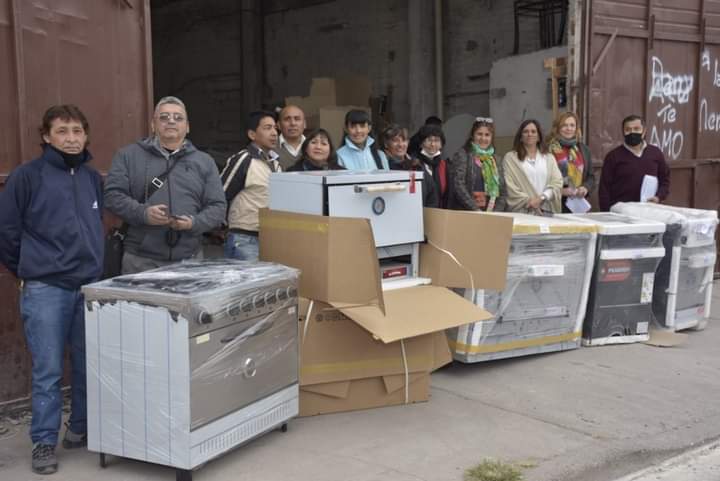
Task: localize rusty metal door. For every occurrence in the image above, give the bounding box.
[0,0,153,405]
[579,0,720,271]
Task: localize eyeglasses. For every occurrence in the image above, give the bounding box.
[156,113,186,123]
[475,117,494,123]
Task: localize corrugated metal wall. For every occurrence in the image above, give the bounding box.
[0,0,152,404]
[582,0,720,269]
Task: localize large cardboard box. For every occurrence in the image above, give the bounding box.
[259,208,512,414]
[297,299,450,416]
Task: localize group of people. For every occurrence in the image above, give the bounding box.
[0,96,671,475]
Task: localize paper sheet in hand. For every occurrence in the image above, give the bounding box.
[565,196,592,213]
[640,175,658,202]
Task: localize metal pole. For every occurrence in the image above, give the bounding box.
[434,0,444,119]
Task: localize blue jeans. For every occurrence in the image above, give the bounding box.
[224,232,259,261]
[20,281,86,445]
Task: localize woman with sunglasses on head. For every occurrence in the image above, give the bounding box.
[286,128,344,171]
[448,117,505,211]
[547,111,594,212]
[502,119,563,215]
[381,124,439,208]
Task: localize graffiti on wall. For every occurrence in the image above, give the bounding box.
[648,56,693,160]
[699,49,720,134]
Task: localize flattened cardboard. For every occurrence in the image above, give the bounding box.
[299,373,430,417]
[644,329,689,347]
[298,300,436,386]
[420,208,513,290]
[331,285,492,344]
[259,209,385,312]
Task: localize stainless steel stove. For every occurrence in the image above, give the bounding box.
[82,260,299,481]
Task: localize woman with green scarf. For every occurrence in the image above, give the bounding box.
[448,117,506,211]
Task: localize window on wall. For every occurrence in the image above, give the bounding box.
[513,0,568,54]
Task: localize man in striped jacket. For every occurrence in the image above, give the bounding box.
[220,110,281,261]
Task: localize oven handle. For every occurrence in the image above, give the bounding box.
[219,318,275,344]
[354,183,407,194]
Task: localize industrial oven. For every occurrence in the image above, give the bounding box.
[269,170,425,284]
[611,203,717,331]
[559,212,666,345]
[82,260,300,481]
[448,213,596,362]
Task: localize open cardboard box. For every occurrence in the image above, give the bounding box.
[259,208,512,415]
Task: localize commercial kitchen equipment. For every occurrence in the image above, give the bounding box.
[82,260,300,481]
[559,212,666,345]
[611,203,717,331]
[448,213,596,362]
[269,170,425,285]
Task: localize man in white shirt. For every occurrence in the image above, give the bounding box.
[276,105,306,169]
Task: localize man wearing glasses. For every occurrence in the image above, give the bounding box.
[104,96,226,274]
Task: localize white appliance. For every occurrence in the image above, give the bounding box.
[611,203,717,331]
[559,213,666,345]
[448,213,596,362]
[82,260,300,481]
[270,170,425,283]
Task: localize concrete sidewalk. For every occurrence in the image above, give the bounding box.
[0,283,719,481]
[613,442,720,481]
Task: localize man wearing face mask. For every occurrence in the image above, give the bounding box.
[598,114,670,211]
[0,105,103,474]
[104,96,226,274]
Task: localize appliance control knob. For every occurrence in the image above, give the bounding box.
[277,288,288,301]
[241,298,253,312]
[265,291,277,304]
[286,286,297,298]
[198,311,212,324]
[253,295,265,309]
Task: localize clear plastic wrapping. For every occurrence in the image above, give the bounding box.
[611,202,716,330]
[449,231,596,362]
[611,202,718,247]
[82,260,300,470]
[83,260,300,329]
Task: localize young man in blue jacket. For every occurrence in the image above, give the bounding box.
[0,105,104,475]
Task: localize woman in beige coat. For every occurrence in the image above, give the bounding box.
[502,119,563,214]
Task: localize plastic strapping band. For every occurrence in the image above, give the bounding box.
[302,299,314,345]
[427,240,476,303]
[400,339,409,404]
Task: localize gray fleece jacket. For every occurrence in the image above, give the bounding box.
[104,137,226,261]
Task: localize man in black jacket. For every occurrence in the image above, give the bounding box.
[0,105,104,475]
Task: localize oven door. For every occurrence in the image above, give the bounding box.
[188,304,298,430]
[327,180,424,247]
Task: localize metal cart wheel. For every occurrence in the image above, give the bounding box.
[280,423,288,433]
[99,453,107,468]
[176,468,193,481]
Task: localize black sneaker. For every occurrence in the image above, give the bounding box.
[31,443,57,475]
[61,425,87,449]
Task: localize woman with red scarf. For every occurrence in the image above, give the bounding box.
[547,112,595,212]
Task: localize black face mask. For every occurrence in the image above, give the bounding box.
[624,132,644,147]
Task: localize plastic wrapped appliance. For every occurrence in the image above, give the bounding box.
[270,170,425,285]
[448,213,596,362]
[82,260,300,481]
[611,203,717,331]
[559,213,666,345]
